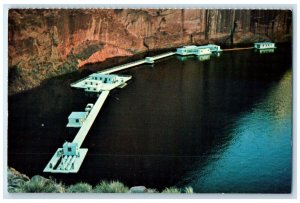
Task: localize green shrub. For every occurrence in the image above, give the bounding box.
[146,188,158,193]
[183,186,193,194]
[162,187,181,193]
[66,182,92,193]
[20,176,64,193]
[94,180,129,193]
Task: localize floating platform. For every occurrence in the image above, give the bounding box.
[66,112,88,128]
[44,51,179,173]
[44,91,110,173]
[71,73,132,92]
[254,42,276,49]
[43,147,88,173]
[176,45,211,56]
[176,44,222,56]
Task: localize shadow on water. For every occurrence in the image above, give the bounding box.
[8,44,292,192]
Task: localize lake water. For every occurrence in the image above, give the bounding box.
[8,44,292,193]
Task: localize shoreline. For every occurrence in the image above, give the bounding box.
[8,41,291,96]
[7,167,193,194]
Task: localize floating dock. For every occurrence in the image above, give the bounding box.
[44,42,274,173]
[44,91,110,173]
[176,45,211,56]
[44,51,177,173]
[254,42,276,49]
[72,90,110,148]
[100,52,175,75]
[176,44,222,56]
[71,73,132,91]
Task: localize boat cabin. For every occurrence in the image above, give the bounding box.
[66,111,88,128]
[63,142,78,156]
[254,42,276,49]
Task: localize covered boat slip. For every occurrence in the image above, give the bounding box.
[176,45,211,56]
[176,44,222,56]
[254,42,276,49]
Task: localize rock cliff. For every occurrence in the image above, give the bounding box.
[8,9,292,94]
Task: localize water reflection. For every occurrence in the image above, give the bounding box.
[212,52,222,57]
[176,55,195,62]
[176,54,211,62]
[197,55,211,61]
[8,44,292,192]
[185,70,292,193]
[176,53,221,62]
[255,48,275,54]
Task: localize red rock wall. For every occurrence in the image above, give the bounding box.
[8,9,292,94]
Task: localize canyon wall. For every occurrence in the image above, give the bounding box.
[8,9,292,94]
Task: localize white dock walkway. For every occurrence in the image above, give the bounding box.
[100,52,175,75]
[73,90,110,148]
[45,51,176,173]
[151,52,175,60]
[100,59,146,75]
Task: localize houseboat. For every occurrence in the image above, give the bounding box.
[176,45,211,56]
[254,42,276,49]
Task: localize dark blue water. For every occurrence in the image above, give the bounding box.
[8,44,292,193]
[184,69,292,193]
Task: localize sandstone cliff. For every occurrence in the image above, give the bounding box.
[8,9,292,94]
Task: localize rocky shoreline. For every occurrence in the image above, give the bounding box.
[7,167,193,193]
